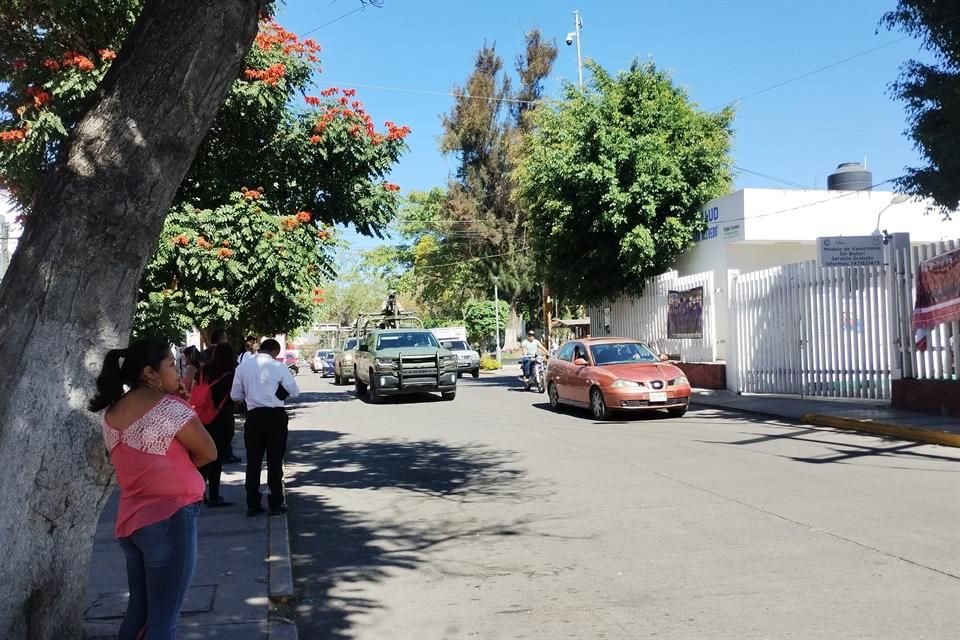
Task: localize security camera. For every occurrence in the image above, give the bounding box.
[566,32,576,46]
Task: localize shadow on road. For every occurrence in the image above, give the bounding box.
[691,407,960,466]
[283,428,549,639]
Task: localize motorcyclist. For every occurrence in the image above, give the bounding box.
[520,330,549,381]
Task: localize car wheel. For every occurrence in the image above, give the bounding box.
[667,406,688,418]
[368,370,383,404]
[591,387,611,420]
[472,368,480,379]
[354,368,367,396]
[548,382,561,410]
[441,390,456,401]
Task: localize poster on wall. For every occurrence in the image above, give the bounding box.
[667,286,704,339]
[912,246,960,351]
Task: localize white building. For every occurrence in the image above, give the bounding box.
[0,192,20,282]
[673,186,960,363]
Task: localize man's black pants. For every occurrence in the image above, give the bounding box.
[244,407,289,510]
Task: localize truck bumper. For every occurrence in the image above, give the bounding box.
[373,370,458,395]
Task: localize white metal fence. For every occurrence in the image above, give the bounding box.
[891,239,960,382]
[733,261,894,399]
[589,270,715,362]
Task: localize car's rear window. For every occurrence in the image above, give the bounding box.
[442,340,469,350]
[377,332,439,350]
[590,342,658,365]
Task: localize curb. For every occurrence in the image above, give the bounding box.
[800,413,960,449]
[267,513,298,639]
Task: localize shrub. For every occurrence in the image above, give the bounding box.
[480,356,500,371]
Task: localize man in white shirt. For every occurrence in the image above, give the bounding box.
[231,338,300,516]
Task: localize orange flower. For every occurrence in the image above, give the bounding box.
[172,234,190,246]
[304,96,321,107]
[216,248,234,259]
[221,240,231,247]
[11,59,27,71]
[63,51,95,71]
[98,49,117,61]
[42,58,60,71]
[280,216,299,231]
[311,287,324,296]
[384,183,401,192]
[309,134,322,144]
[196,237,212,249]
[26,87,51,108]
[295,211,312,223]
[0,128,27,144]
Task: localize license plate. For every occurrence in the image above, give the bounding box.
[649,391,667,403]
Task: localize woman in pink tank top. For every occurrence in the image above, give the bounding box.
[89,339,217,640]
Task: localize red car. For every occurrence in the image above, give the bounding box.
[546,338,691,420]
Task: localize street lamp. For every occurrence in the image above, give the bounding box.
[873,193,910,241]
[566,10,584,90]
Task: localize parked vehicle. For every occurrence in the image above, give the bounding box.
[546,338,691,420]
[523,354,547,393]
[353,329,459,403]
[437,338,481,378]
[333,337,358,385]
[311,349,335,376]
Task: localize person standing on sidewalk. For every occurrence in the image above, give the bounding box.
[196,343,237,508]
[230,338,299,516]
[89,338,217,640]
[237,335,258,365]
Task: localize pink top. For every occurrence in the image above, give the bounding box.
[102,395,205,538]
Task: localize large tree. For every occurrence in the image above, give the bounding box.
[0,0,371,635]
[435,31,557,347]
[883,1,960,213]
[516,60,734,303]
[1,7,409,342]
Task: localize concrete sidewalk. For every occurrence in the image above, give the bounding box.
[84,467,297,639]
[692,389,960,448]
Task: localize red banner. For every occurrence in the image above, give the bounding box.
[912,247,960,350]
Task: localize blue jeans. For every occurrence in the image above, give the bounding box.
[522,356,533,377]
[117,503,200,640]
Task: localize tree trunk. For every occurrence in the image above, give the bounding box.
[504,303,522,351]
[0,2,262,637]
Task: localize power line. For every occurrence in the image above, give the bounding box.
[732,165,812,189]
[411,246,529,272]
[300,5,368,36]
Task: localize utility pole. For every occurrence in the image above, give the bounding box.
[0,220,8,282]
[494,278,501,366]
[566,10,584,90]
[543,284,553,352]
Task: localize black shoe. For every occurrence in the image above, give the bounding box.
[246,506,266,517]
[269,505,289,516]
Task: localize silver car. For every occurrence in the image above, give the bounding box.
[439,339,480,378]
[333,337,358,385]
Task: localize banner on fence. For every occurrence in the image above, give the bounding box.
[912,246,960,351]
[667,286,704,339]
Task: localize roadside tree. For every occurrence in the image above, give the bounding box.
[883,1,960,213]
[516,60,733,303]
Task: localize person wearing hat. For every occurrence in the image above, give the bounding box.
[520,330,549,381]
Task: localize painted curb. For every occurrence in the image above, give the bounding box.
[268,513,295,601]
[800,413,960,448]
[267,513,298,638]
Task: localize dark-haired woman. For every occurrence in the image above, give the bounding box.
[199,343,237,507]
[181,346,200,395]
[89,339,217,640]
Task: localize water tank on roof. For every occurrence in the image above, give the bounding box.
[827,162,873,192]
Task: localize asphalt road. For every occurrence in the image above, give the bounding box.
[284,371,960,640]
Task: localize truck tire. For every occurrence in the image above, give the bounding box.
[368,369,383,404]
[441,390,457,401]
[354,368,367,396]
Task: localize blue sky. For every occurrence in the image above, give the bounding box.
[275,0,929,249]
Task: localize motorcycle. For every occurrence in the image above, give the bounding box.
[523,354,546,394]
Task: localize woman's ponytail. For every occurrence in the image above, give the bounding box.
[88,348,129,412]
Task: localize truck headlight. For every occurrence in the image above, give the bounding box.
[375,358,397,371]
